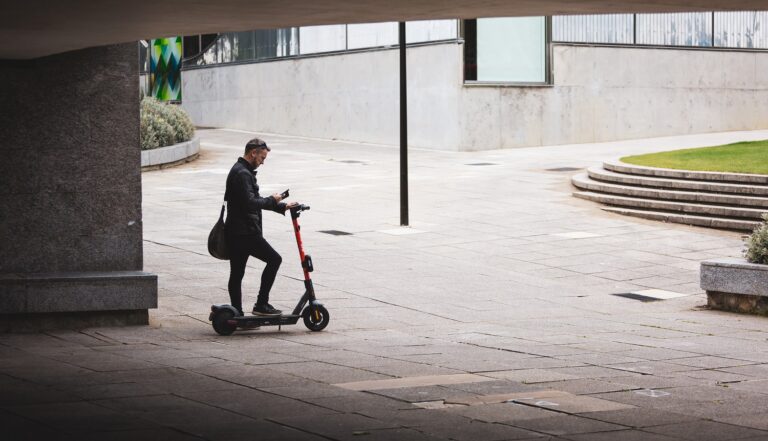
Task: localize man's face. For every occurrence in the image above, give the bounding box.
[250,148,268,168]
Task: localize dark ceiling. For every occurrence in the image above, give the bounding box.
[1,0,763,59]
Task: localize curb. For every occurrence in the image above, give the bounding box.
[141,136,200,171]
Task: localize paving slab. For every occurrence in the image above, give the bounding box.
[271,412,401,437]
[512,393,635,414]
[367,385,471,403]
[511,414,628,436]
[644,420,768,441]
[443,401,561,423]
[562,429,684,441]
[714,413,768,431]
[581,408,700,428]
[415,418,547,441]
[334,373,495,391]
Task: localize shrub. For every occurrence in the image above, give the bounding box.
[745,213,768,264]
[164,104,195,144]
[140,112,159,150]
[140,97,195,149]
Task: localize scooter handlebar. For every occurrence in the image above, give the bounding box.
[289,204,310,218]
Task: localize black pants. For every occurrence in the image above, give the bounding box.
[228,235,282,314]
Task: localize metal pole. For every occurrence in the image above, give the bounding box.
[399,21,409,226]
[633,14,637,45]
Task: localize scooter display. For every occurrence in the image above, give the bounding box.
[209,198,329,335]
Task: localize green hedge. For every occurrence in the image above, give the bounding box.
[140,97,195,150]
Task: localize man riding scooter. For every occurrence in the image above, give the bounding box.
[224,138,298,317]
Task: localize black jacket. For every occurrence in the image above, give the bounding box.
[224,157,285,236]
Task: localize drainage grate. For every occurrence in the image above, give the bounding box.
[613,293,663,302]
[545,167,582,172]
[614,289,688,302]
[466,162,499,166]
[319,230,353,236]
[332,160,367,164]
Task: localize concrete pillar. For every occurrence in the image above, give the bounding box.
[0,43,157,331]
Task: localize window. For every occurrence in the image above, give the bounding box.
[464,17,550,84]
[298,25,347,54]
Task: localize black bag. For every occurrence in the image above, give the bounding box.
[208,203,230,260]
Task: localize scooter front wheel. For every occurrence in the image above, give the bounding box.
[303,305,330,332]
[212,309,237,336]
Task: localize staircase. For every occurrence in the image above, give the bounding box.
[572,160,768,231]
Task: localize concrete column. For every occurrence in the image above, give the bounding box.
[0,43,157,331]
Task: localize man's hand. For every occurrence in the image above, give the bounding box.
[272,193,283,202]
[286,202,299,209]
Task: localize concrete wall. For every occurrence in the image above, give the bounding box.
[182,43,768,150]
[0,44,156,327]
[183,43,464,150]
[461,45,768,150]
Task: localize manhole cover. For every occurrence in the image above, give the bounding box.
[466,162,499,166]
[319,230,353,236]
[545,167,582,172]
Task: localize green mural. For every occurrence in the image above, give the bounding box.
[150,37,182,101]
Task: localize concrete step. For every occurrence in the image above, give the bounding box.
[600,207,761,231]
[572,173,768,209]
[604,159,768,185]
[587,167,768,197]
[573,190,767,220]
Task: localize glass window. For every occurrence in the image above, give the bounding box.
[407,20,458,43]
[464,17,549,83]
[299,25,347,54]
[276,28,300,56]
[232,31,255,61]
[217,33,234,63]
[347,22,397,49]
[553,14,633,44]
[636,12,712,47]
[138,40,150,73]
[715,11,768,49]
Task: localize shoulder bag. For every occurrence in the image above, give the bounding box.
[207,202,230,260]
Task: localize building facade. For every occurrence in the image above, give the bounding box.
[180,13,768,150]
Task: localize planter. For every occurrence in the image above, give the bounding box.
[141,136,200,170]
[700,257,768,315]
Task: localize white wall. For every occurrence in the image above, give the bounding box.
[459,45,768,149]
[183,43,768,151]
[182,43,464,150]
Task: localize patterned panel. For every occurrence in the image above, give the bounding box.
[150,37,182,101]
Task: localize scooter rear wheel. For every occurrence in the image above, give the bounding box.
[212,309,237,336]
[303,305,330,332]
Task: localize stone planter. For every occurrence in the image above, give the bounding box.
[141,136,200,170]
[700,257,768,315]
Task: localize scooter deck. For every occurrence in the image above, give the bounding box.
[228,314,301,328]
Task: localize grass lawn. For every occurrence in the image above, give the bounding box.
[621,140,768,175]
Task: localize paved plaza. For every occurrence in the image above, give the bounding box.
[3,128,768,440]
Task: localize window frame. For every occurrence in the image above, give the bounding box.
[461,17,553,87]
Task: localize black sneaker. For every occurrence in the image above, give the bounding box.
[253,303,282,316]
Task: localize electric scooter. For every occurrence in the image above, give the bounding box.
[209,197,329,335]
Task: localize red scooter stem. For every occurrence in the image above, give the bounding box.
[292,216,310,281]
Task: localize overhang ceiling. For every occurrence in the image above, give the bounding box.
[1,0,764,59]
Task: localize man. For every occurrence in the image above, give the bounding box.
[225,138,297,316]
